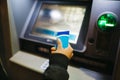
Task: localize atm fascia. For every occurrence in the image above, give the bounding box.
[20,0,114,73]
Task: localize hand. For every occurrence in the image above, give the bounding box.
[51,39,73,59]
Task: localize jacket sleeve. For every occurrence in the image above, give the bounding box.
[43,53,70,80]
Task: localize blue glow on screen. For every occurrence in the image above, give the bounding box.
[35,27,76,41]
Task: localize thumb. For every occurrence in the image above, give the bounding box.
[57,39,62,49]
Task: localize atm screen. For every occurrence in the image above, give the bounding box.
[31,3,86,44]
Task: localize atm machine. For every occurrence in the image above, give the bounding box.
[19,0,120,73]
[8,0,120,80]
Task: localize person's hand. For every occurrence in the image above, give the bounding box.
[51,39,73,59]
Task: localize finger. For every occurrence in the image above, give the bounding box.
[69,53,74,59]
[71,53,74,57]
[51,50,57,54]
[51,47,56,51]
[67,44,73,51]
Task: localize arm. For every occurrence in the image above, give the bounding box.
[43,54,69,80]
[43,39,73,80]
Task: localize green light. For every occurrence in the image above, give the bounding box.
[97,13,117,31]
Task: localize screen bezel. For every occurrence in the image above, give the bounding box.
[22,1,92,52]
